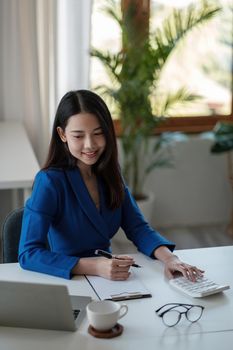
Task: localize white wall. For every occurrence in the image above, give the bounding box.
[118,137,232,228]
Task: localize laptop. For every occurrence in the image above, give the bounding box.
[0,280,92,331]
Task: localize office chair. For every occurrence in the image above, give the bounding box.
[1,207,24,263]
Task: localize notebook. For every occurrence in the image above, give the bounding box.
[0,280,91,331]
[85,271,152,301]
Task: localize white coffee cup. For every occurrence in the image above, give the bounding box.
[86,300,128,331]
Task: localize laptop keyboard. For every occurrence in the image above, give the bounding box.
[73,309,80,320]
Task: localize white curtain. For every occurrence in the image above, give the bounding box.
[0,0,93,165]
[56,0,93,102]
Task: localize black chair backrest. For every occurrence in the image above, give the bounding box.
[1,207,24,263]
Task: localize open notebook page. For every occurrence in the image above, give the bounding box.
[85,271,152,301]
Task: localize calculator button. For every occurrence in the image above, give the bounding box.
[169,276,230,297]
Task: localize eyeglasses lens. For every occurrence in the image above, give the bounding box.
[162,310,180,327]
[186,306,203,322]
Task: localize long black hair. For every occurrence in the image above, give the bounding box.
[42,90,124,209]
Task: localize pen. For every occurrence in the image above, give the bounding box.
[95,249,142,268]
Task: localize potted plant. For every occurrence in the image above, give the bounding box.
[209,121,233,236]
[91,0,221,208]
[210,121,233,153]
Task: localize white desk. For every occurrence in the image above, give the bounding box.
[0,246,232,350]
[0,121,39,202]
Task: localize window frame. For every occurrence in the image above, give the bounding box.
[114,114,233,136]
[112,0,233,136]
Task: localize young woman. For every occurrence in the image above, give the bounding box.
[19,90,203,281]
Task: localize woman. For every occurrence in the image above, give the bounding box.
[19,90,203,281]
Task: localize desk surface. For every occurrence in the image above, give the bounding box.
[0,246,232,350]
[0,121,39,189]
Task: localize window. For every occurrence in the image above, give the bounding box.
[90,0,121,118]
[90,0,233,133]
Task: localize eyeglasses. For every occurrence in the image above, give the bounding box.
[155,303,204,327]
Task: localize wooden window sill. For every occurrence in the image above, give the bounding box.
[114,115,233,136]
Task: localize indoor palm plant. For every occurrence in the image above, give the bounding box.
[91,0,221,200]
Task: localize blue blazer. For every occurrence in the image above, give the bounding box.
[19,168,175,279]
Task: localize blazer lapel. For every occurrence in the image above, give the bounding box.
[65,168,110,241]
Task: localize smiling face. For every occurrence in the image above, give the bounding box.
[57,113,106,170]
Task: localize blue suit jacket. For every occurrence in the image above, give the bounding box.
[19,168,175,279]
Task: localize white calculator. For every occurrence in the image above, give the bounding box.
[169,276,230,298]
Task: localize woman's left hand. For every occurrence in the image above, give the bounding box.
[164,255,204,281]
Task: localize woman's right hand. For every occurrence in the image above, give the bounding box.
[96,255,135,280]
[72,256,134,280]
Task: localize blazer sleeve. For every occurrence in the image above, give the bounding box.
[18,171,79,279]
[121,186,175,257]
